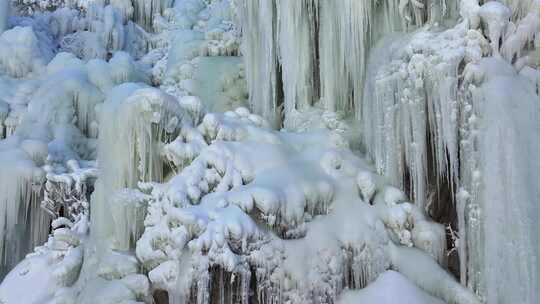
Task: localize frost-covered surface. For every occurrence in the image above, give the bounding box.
[0,0,539,304]
[0,210,87,303]
[338,270,445,304]
[134,108,477,304]
[0,48,148,276]
[362,1,540,302]
[461,57,540,303]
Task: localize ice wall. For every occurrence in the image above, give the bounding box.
[236,0,279,125]
[0,48,149,279]
[236,0,540,302]
[277,0,318,114]
[0,0,538,303]
[237,0,459,126]
[361,20,488,208]
[0,147,48,278]
[360,1,540,302]
[460,57,540,303]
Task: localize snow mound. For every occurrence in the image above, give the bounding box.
[338,271,445,304]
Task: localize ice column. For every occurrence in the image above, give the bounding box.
[277,0,318,114]
[237,0,280,125]
[91,84,189,247]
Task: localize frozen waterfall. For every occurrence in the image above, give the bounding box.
[0,0,539,304]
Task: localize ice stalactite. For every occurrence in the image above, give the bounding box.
[318,0,404,114]
[500,0,539,21]
[41,159,98,220]
[110,188,149,251]
[23,169,92,301]
[500,2,540,69]
[71,3,150,60]
[361,11,482,289]
[361,22,488,208]
[315,0,347,113]
[1,0,538,303]
[478,2,511,57]
[236,0,279,125]
[0,78,40,138]
[277,0,318,115]
[399,0,460,27]
[12,0,174,32]
[237,0,458,125]
[131,0,174,30]
[0,148,47,278]
[10,2,152,61]
[91,84,190,244]
[0,2,151,66]
[457,2,540,302]
[362,1,540,302]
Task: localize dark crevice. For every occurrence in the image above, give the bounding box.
[425,125,460,279]
[276,62,285,128]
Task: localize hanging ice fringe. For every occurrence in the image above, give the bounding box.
[0,1,538,304]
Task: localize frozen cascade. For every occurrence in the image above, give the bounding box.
[361,21,484,208]
[361,1,540,302]
[237,0,459,124]
[277,0,318,115]
[0,48,148,279]
[236,0,540,302]
[91,83,191,245]
[0,148,48,278]
[459,57,540,303]
[235,0,279,125]
[0,0,538,303]
[318,0,403,114]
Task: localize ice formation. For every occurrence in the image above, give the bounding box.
[0,0,539,304]
[0,23,148,276]
[338,270,445,304]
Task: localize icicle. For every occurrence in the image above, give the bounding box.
[131,0,174,30]
[500,0,539,21]
[276,0,318,115]
[237,0,280,125]
[0,149,48,278]
[91,83,189,242]
[319,0,404,115]
[110,188,149,250]
[478,2,511,57]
